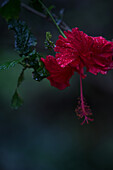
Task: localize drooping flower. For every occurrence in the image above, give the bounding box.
[41,27,113,124]
[54,27,94,78]
[55,27,113,76]
[41,55,75,90]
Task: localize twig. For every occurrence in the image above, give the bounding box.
[21,2,46,18]
[21,2,71,31]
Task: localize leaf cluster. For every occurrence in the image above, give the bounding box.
[8,19,49,109]
[8,19,37,55]
[0,0,66,109]
[0,0,50,109]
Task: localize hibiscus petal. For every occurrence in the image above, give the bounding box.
[41,55,75,90]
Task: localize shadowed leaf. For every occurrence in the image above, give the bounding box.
[32,60,49,81]
[0,0,20,21]
[0,57,24,70]
[8,19,37,55]
[11,90,23,109]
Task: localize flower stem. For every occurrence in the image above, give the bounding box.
[39,0,67,38]
[80,74,85,112]
[80,75,83,102]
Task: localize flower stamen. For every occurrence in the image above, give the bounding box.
[75,75,94,125]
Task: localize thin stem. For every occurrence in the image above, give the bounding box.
[80,75,83,100]
[21,2,71,32]
[80,74,84,110]
[21,3,46,18]
[38,0,67,38]
[75,70,94,124]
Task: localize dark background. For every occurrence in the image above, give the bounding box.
[0,0,113,169]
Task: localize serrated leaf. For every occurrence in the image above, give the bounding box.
[8,19,37,55]
[0,57,24,70]
[11,90,23,109]
[26,49,40,68]
[0,0,20,21]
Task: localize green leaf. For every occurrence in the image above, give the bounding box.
[0,0,20,21]
[11,68,25,109]
[17,68,25,87]
[0,57,24,70]
[32,60,49,81]
[8,19,37,55]
[11,90,23,109]
[26,51,49,81]
[23,49,40,68]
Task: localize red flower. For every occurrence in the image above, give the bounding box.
[55,27,113,76]
[41,27,113,124]
[41,55,75,90]
[87,36,113,75]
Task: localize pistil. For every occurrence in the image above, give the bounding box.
[75,74,94,125]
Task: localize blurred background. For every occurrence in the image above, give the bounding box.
[0,0,113,169]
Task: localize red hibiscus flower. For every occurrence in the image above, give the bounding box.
[55,27,113,76]
[41,55,75,90]
[41,27,113,124]
[86,36,113,75]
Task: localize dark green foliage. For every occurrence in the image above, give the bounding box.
[7,19,49,86]
[22,49,39,68]
[8,19,37,55]
[11,90,23,109]
[0,1,54,109]
[25,50,49,81]
[0,57,24,70]
[0,0,20,21]
[32,60,49,81]
[11,68,25,109]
